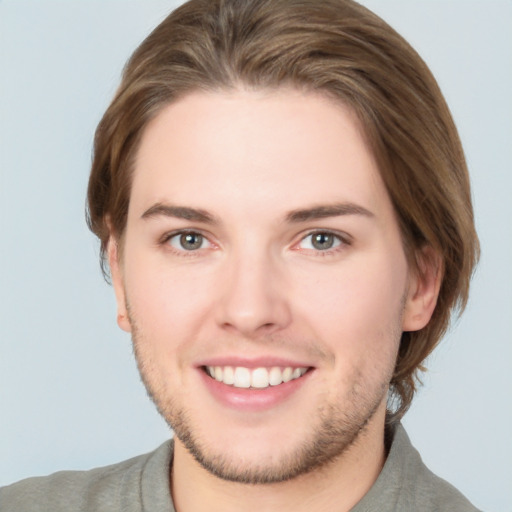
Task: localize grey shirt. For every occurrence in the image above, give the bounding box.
[0,424,480,511]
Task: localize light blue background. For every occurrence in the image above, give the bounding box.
[1,2,511,511]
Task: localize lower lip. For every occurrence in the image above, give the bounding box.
[198,368,313,412]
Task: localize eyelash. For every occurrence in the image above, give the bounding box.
[159,229,351,257]
[159,230,214,256]
[294,230,351,256]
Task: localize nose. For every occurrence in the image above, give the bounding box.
[214,247,292,337]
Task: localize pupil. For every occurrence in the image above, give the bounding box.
[312,233,333,250]
[180,233,202,250]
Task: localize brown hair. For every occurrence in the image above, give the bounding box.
[87,0,479,421]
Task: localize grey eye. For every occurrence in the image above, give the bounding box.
[168,232,207,251]
[298,232,342,251]
[311,232,336,250]
[180,233,203,250]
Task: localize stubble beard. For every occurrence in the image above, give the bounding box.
[166,384,387,484]
[131,337,392,485]
[127,293,403,485]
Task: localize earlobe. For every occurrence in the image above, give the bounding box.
[108,237,132,333]
[402,246,443,332]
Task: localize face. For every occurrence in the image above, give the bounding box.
[110,89,433,484]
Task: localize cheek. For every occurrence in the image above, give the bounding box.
[294,255,407,356]
[123,255,217,355]
[299,268,404,400]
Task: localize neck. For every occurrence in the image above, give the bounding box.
[170,404,388,512]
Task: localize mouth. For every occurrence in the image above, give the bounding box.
[203,365,310,389]
[198,360,315,411]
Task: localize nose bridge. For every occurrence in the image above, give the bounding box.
[215,237,291,336]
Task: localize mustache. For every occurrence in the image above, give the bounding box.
[126,301,333,365]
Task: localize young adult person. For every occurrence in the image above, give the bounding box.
[1,0,481,510]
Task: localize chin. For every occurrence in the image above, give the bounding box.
[165,393,385,484]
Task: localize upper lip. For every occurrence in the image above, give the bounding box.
[196,356,314,369]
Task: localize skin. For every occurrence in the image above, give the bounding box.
[109,89,440,512]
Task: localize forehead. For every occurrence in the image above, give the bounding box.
[129,88,391,222]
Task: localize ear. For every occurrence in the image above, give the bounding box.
[402,246,443,332]
[108,237,132,333]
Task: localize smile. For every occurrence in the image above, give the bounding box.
[204,366,309,389]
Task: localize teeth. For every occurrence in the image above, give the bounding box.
[269,367,282,386]
[251,368,269,388]
[282,367,293,383]
[205,365,308,389]
[292,367,303,379]
[234,367,251,388]
[223,366,235,385]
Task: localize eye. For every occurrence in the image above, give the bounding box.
[298,231,343,251]
[167,232,211,251]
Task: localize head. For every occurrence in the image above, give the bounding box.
[87,0,478,435]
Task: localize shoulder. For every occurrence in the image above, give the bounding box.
[353,423,482,512]
[0,441,174,512]
[391,424,481,511]
[401,442,481,511]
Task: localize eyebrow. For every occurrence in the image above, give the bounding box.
[285,203,374,223]
[141,201,374,225]
[141,203,217,224]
